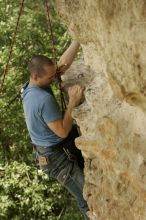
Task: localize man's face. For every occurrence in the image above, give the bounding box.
[36,64,56,87]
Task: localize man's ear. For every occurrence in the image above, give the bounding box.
[31,73,38,80]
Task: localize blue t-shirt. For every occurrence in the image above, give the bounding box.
[21,83,63,147]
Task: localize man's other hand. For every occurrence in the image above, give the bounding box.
[56,64,68,76]
[68,85,84,108]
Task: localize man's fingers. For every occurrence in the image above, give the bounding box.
[68,84,83,91]
[77,86,84,95]
[68,85,84,98]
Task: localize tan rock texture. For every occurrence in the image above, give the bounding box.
[56,1,146,219]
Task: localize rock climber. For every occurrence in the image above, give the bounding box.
[21,40,89,219]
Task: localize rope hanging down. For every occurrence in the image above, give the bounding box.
[44,0,57,63]
[0,0,25,94]
[44,0,66,113]
[1,0,66,113]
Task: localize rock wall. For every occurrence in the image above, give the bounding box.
[56,1,146,219]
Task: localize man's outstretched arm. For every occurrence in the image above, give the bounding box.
[57,40,80,72]
[47,85,83,138]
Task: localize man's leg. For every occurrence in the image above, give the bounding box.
[39,151,89,219]
[56,161,89,220]
[66,163,89,219]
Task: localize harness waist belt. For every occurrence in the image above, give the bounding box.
[34,128,76,154]
[35,145,62,154]
[35,138,69,154]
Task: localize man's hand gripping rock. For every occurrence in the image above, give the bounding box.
[68,85,84,109]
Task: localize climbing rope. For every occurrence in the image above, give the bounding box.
[44,0,57,63]
[1,0,66,113]
[44,0,67,113]
[0,0,25,94]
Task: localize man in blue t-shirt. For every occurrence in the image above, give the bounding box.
[21,40,89,219]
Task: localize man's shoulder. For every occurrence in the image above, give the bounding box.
[23,86,52,100]
[22,86,55,112]
[30,87,57,110]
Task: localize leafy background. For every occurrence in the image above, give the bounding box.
[0,0,83,219]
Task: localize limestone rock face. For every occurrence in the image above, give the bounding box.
[56,1,146,219]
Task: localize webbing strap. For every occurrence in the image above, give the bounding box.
[44,0,66,113]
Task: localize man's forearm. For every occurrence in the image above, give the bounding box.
[62,102,74,137]
[58,40,80,69]
[47,85,82,139]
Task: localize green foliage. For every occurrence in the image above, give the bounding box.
[0,161,82,220]
[0,1,82,219]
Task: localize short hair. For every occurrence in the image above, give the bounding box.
[28,55,54,77]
